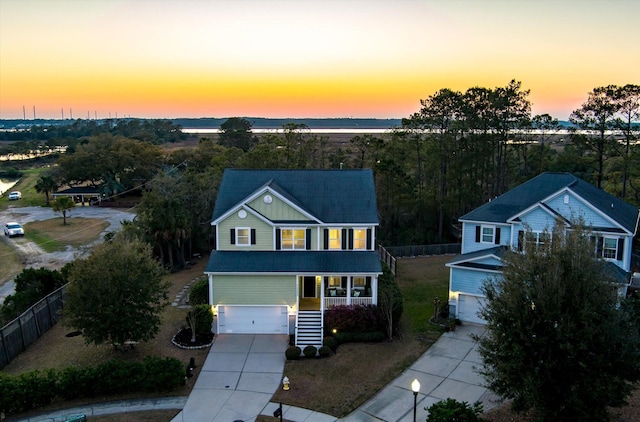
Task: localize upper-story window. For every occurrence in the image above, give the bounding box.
[353,229,367,250]
[476,224,500,245]
[329,228,342,250]
[523,231,551,251]
[602,237,618,259]
[281,228,306,250]
[481,225,495,243]
[231,227,255,246]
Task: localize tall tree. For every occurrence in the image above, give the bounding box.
[569,85,618,188]
[611,84,640,199]
[218,117,256,152]
[65,236,169,348]
[531,113,559,174]
[478,223,640,421]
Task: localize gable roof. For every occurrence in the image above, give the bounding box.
[212,169,379,224]
[460,172,639,234]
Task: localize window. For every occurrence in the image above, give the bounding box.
[524,231,551,251]
[281,228,306,250]
[353,229,367,250]
[481,225,494,243]
[236,228,250,245]
[329,276,342,287]
[603,237,617,259]
[329,228,341,250]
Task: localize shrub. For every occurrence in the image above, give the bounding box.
[187,304,213,336]
[189,278,209,305]
[427,398,483,422]
[285,346,302,360]
[0,357,185,417]
[323,336,338,351]
[303,345,318,358]
[377,263,404,337]
[318,346,332,358]
[324,304,384,334]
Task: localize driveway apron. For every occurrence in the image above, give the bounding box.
[171,334,289,422]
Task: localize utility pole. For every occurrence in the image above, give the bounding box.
[33,106,36,120]
[23,105,26,120]
[61,108,64,120]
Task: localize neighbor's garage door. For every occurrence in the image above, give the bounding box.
[218,306,288,334]
[457,295,486,324]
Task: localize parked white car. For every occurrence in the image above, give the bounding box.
[8,191,22,200]
[4,222,25,237]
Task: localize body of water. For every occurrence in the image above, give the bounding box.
[0,179,19,196]
[183,128,393,134]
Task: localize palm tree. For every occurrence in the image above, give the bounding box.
[52,196,75,225]
[35,175,58,206]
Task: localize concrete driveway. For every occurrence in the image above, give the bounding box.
[172,334,289,422]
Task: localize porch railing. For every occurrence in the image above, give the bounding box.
[324,297,373,309]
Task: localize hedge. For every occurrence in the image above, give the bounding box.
[0,356,185,417]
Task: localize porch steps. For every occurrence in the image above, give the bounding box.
[295,310,323,348]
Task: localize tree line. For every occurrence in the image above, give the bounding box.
[7,81,639,270]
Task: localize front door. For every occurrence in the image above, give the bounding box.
[303,276,316,298]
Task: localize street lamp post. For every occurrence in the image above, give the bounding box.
[411,378,420,422]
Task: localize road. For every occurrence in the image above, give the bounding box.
[0,205,135,303]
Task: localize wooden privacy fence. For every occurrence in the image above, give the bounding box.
[384,243,460,259]
[0,284,67,370]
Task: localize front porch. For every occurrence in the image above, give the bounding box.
[298,275,377,312]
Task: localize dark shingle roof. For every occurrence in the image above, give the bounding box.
[54,187,101,195]
[205,250,383,274]
[212,169,379,224]
[460,172,639,234]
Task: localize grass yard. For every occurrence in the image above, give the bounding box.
[270,255,451,417]
[0,239,22,284]
[23,217,109,252]
[0,167,48,209]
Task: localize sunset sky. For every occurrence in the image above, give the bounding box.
[1,0,638,121]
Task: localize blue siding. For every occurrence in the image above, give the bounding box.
[546,193,614,229]
[518,207,557,233]
[461,222,511,254]
[450,267,495,295]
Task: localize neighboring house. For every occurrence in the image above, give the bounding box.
[205,169,382,347]
[447,172,640,324]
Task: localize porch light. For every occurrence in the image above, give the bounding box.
[282,376,290,391]
[332,328,337,334]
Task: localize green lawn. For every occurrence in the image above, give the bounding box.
[0,167,48,209]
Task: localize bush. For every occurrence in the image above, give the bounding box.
[427,398,483,422]
[324,304,384,334]
[318,346,332,358]
[377,263,404,337]
[285,346,302,360]
[323,336,338,351]
[334,331,386,344]
[0,357,185,417]
[186,304,213,336]
[303,345,318,358]
[189,278,209,305]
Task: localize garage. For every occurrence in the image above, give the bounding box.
[217,305,289,334]
[457,294,486,324]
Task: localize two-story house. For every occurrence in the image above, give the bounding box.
[205,169,382,347]
[447,172,640,324]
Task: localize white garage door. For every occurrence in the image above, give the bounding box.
[457,295,486,324]
[218,306,288,334]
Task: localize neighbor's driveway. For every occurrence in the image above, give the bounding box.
[0,205,135,303]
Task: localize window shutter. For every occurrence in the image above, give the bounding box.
[596,237,604,257]
[495,227,501,245]
[323,229,329,250]
[275,228,281,250]
[517,230,524,251]
[230,228,235,245]
[617,238,624,260]
[251,229,256,245]
[475,226,481,242]
[341,276,347,288]
[341,229,347,250]
[366,228,372,250]
[348,229,354,250]
[306,228,311,250]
